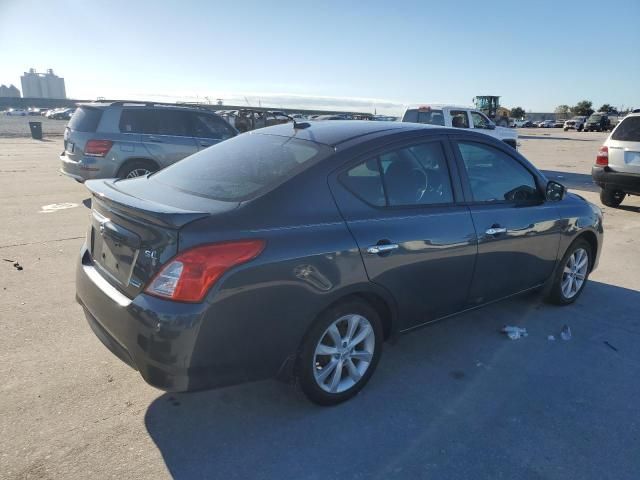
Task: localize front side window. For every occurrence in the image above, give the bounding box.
[155,110,190,136]
[471,111,491,129]
[341,141,454,207]
[191,114,235,140]
[457,141,541,203]
[451,110,470,128]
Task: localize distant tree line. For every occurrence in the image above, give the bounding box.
[505,102,631,120]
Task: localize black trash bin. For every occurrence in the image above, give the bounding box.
[29,121,43,140]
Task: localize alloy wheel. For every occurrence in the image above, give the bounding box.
[561,248,589,299]
[126,168,151,178]
[313,314,375,393]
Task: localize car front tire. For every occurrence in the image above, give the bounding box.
[297,300,383,406]
[547,239,592,305]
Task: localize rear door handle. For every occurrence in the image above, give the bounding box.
[485,227,507,235]
[147,136,163,143]
[367,244,399,254]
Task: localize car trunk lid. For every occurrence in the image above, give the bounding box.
[85,178,239,298]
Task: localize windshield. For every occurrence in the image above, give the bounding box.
[152,133,333,201]
[588,114,602,122]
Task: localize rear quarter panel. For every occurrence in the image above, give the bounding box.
[176,168,389,380]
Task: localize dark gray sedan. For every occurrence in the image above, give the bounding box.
[76,121,603,405]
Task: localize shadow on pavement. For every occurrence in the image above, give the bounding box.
[541,170,599,193]
[519,134,597,142]
[145,281,640,479]
[82,198,92,209]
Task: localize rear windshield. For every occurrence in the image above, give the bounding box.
[152,133,333,201]
[588,115,602,121]
[68,107,103,132]
[403,109,445,126]
[612,116,640,142]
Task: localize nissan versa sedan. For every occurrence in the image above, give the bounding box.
[76,121,603,405]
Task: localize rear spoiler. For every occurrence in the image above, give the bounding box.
[85,179,210,229]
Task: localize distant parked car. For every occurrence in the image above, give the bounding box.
[60,101,237,182]
[553,119,565,128]
[540,120,555,128]
[513,119,533,128]
[28,108,44,116]
[76,120,603,405]
[583,113,613,132]
[564,116,586,131]
[5,108,28,116]
[592,113,640,208]
[50,108,75,120]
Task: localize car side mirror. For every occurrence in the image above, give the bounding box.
[486,123,496,130]
[546,181,566,201]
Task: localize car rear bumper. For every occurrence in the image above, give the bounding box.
[592,166,640,195]
[60,153,118,182]
[75,245,262,392]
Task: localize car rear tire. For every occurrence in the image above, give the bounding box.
[297,300,383,406]
[600,188,625,208]
[118,160,158,179]
[547,239,592,305]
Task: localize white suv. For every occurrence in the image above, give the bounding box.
[591,113,640,207]
[402,105,518,149]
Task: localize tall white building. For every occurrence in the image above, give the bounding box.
[20,68,66,99]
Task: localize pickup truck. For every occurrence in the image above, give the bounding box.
[402,105,518,149]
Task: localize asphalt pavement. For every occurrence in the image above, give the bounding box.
[1,129,639,479]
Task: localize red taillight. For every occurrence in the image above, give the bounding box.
[85,139,113,157]
[145,240,265,303]
[596,145,608,166]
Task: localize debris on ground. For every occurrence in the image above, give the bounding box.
[548,335,556,341]
[603,341,619,352]
[502,325,528,340]
[560,325,572,341]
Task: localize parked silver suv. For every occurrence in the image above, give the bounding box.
[60,101,237,182]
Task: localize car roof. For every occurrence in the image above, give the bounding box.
[404,104,472,111]
[251,120,433,147]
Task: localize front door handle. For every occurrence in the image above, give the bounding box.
[147,136,163,143]
[367,244,399,254]
[485,227,507,235]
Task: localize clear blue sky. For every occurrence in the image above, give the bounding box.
[1,0,638,113]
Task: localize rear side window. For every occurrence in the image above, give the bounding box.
[119,109,156,134]
[612,116,640,141]
[341,160,385,206]
[341,141,454,207]
[119,109,191,136]
[68,107,102,132]
[152,133,332,201]
[403,109,445,126]
[451,110,470,128]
